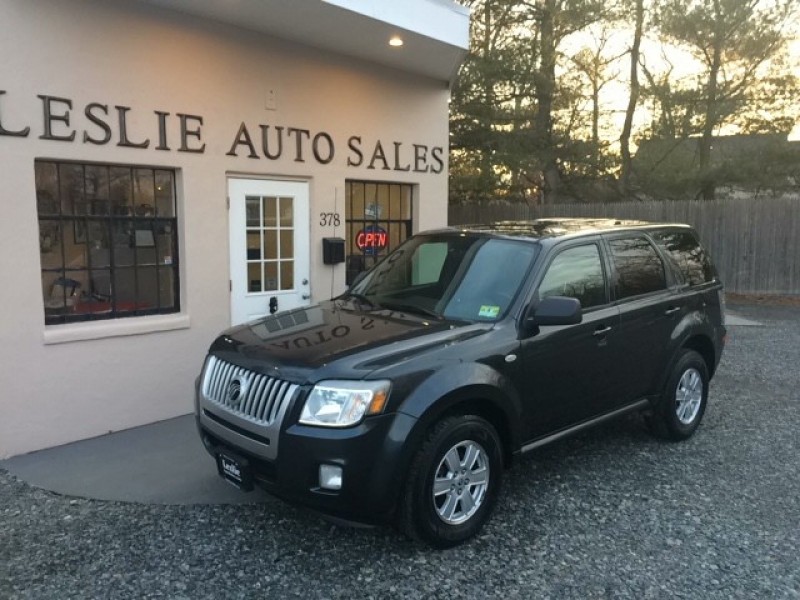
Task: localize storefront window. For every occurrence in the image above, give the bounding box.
[35,160,179,324]
[345,180,413,285]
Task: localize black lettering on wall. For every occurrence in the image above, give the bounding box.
[393,141,411,172]
[154,111,170,151]
[116,106,149,148]
[312,132,334,164]
[1,91,452,175]
[39,95,75,141]
[260,125,284,160]
[413,144,429,173]
[227,122,259,158]
[430,146,444,174]
[178,113,205,153]
[83,103,112,145]
[0,91,30,137]
[347,136,363,167]
[368,141,390,170]
[287,127,310,162]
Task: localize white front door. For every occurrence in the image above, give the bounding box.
[228,178,310,325]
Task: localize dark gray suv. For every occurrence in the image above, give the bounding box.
[195,219,726,547]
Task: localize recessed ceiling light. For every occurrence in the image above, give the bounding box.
[389,36,404,47]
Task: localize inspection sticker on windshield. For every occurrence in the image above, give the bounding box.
[479,305,500,318]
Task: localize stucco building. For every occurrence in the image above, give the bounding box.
[0,0,469,457]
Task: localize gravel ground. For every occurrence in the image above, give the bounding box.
[2,304,799,599]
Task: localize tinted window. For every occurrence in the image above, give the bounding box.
[652,230,714,286]
[443,240,538,321]
[608,237,666,299]
[352,235,538,321]
[538,244,606,309]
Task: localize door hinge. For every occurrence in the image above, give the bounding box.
[229,279,232,292]
[226,196,230,210]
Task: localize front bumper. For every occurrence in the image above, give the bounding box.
[195,383,418,524]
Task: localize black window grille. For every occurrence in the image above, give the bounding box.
[36,160,180,324]
[345,180,413,285]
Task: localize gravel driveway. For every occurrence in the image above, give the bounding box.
[2,303,799,599]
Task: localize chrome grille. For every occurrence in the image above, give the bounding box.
[202,356,298,426]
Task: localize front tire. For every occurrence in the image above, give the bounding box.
[648,349,709,441]
[398,414,503,548]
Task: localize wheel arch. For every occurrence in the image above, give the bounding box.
[681,333,717,378]
[396,363,525,473]
[420,392,516,468]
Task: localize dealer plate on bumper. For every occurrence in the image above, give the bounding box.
[216,451,254,491]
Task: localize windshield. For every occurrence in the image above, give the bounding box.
[346,234,539,322]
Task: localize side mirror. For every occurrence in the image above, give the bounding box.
[528,296,583,327]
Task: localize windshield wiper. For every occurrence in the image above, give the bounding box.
[337,291,377,309]
[380,302,442,320]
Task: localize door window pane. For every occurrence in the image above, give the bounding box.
[280,230,294,259]
[279,197,293,227]
[247,232,261,260]
[539,245,606,309]
[263,197,277,227]
[264,230,278,260]
[609,237,667,299]
[246,197,260,227]
[248,263,262,292]
[280,260,294,290]
[264,262,278,291]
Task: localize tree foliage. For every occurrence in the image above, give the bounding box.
[450,0,800,203]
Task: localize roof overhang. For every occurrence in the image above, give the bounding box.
[132,0,470,84]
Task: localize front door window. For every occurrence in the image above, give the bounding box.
[246,196,295,293]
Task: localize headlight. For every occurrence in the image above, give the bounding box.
[299,380,391,427]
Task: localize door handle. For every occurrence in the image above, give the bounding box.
[593,325,612,337]
[664,306,681,315]
[269,296,278,314]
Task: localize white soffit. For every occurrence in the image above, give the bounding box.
[133,0,470,83]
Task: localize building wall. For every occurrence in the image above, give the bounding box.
[0,0,450,457]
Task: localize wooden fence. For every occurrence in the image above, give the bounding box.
[449,196,800,295]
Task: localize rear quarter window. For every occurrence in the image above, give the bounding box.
[652,230,715,286]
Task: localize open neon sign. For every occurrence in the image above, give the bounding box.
[356,225,388,255]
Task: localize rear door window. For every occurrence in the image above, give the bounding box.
[608,236,667,300]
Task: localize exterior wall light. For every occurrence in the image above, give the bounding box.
[389,36,403,47]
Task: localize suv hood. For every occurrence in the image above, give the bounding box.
[209,300,487,380]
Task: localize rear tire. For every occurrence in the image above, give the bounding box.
[648,349,709,441]
[398,414,503,548]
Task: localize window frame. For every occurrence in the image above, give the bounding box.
[602,232,671,303]
[344,180,414,286]
[35,159,181,325]
[534,240,611,312]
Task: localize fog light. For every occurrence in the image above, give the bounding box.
[319,464,343,490]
